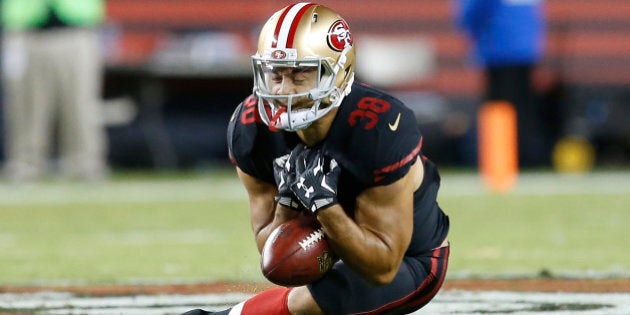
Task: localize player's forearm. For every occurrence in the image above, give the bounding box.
[317,206,402,285]
[250,207,275,253]
[252,203,300,253]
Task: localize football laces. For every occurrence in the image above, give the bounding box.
[298,228,324,250]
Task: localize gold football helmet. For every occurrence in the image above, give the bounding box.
[252,2,356,131]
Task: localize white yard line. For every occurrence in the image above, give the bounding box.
[1,290,629,315]
[416,290,630,315]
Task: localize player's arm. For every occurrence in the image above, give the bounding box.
[317,158,422,285]
[236,167,300,253]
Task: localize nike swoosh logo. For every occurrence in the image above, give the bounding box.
[389,113,401,131]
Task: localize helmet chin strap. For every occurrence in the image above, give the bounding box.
[277,108,317,131]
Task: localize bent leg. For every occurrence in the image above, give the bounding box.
[180,246,448,315]
[307,245,449,314]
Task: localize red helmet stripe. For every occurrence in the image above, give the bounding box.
[286,3,315,48]
[272,2,315,49]
[271,4,294,48]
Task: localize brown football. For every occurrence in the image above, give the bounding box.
[261,215,337,286]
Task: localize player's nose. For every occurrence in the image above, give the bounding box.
[275,78,297,95]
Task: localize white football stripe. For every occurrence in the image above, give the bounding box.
[275,2,311,48]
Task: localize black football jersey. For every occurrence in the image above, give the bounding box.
[227,82,449,254]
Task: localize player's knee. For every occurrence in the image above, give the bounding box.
[287,286,324,315]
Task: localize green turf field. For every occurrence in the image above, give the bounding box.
[0,169,628,285]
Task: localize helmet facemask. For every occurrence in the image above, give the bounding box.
[252,46,353,131]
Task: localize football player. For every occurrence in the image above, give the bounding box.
[182,2,450,314]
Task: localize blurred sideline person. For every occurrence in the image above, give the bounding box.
[182,2,449,314]
[2,0,107,182]
[455,0,548,167]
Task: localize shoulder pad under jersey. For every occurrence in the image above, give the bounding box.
[227,95,282,183]
[323,83,423,186]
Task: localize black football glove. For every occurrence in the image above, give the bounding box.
[290,151,341,214]
[273,144,306,210]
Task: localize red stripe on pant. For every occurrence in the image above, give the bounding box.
[406,246,450,310]
[359,245,450,315]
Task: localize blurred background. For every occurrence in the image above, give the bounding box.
[1,0,629,173]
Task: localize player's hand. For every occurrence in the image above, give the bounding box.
[291,150,341,214]
[272,145,306,210]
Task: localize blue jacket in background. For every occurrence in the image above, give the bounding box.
[456,0,545,67]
